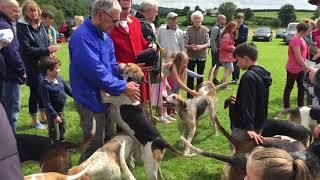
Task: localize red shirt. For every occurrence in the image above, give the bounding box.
[110,16,150,102]
[110,16,149,64]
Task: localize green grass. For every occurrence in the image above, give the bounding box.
[20,36,298,179]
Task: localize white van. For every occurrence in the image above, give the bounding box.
[285,22,298,45]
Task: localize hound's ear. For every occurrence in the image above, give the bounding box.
[176,95,187,109]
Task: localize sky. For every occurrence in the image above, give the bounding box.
[132,0,317,10]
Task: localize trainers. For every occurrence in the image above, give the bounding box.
[165,114,176,121]
[32,122,47,130]
[40,119,48,124]
[159,116,171,124]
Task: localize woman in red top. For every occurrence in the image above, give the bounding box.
[110,0,151,103]
[219,21,237,85]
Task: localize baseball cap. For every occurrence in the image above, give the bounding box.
[167,12,178,19]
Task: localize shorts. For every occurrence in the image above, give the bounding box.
[221,62,234,71]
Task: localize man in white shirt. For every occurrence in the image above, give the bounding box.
[157,12,184,55]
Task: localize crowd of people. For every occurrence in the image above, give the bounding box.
[1,0,320,179]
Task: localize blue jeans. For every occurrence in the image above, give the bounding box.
[2,81,21,133]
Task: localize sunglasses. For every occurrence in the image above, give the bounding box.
[103,11,120,24]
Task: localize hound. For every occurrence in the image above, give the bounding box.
[275,105,320,137]
[99,63,188,179]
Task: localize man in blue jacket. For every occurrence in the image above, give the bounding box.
[0,0,26,133]
[69,0,140,163]
[232,13,248,82]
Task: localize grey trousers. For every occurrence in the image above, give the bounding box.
[76,103,113,163]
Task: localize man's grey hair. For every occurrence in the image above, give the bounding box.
[139,0,158,12]
[0,0,18,6]
[92,0,121,16]
[191,11,203,21]
[217,14,226,20]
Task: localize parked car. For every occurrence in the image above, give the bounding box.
[252,27,273,42]
[276,28,286,38]
[285,22,298,45]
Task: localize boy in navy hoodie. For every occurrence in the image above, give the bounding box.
[40,57,72,144]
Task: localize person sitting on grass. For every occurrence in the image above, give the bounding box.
[245,147,311,180]
[40,56,72,144]
[227,43,272,145]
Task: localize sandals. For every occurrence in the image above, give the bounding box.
[32,122,47,130]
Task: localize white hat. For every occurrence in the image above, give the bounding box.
[0,29,13,43]
[167,12,178,19]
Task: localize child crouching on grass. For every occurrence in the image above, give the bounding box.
[40,56,72,144]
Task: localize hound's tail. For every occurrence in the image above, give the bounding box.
[119,142,136,180]
[180,137,233,164]
[153,138,193,157]
[211,116,241,149]
[67,163,92,180]
[207,65,216,82]
[216,80,237,90]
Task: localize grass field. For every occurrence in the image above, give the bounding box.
[19,35,299,179]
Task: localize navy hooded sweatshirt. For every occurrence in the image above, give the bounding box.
[16,16,50,71]
[230,65,272,131]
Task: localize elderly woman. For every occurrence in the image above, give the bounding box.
[184,11,210,98]
[17,0,60,129]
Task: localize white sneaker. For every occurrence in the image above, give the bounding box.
[165,114,176,121]
[160,116,171,124]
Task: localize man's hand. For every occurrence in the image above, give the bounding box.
[247,131,264,144]
[224,95,236,109]
[48,45,61,53]
[137,63,153,72]
[125,81,140,102]
[314,124,320,138]
[148,43,157,50]
[54,116,62,123]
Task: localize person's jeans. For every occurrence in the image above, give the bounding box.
[76,102,113,163]
[232,62,240,81]
[2,81,21,133]
[283,71,304,108]
[187,59,205,98]
[48,111,66,143]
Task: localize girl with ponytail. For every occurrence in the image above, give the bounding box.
[244,147,312,180]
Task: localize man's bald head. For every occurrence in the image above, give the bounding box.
[217,14,226,27]
[0,0,20,22]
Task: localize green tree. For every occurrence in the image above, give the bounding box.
[278,4,296,27]
[244,8,254,20]
[195,5,202,12]
[182,6,191,16]
[218,2,237,22]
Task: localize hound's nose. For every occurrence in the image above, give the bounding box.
[163,96,166,101]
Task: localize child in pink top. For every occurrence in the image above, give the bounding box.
[219,21,237,86]
[283,22,310,108]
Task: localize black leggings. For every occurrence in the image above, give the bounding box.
[283,71,304,108]
[187,59,205,98]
